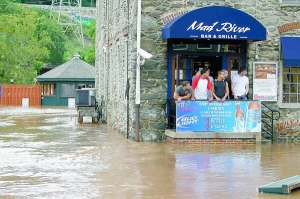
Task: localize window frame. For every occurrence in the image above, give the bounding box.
[197,44,213,50]
[60,84,75,98]
[41,83,56,96]
[280,0,300,6]
[173,44,188,51]
[278,64,300,108]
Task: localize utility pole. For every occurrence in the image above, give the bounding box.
[50,0,84,48]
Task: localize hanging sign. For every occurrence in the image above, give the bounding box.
[252,62,278,101]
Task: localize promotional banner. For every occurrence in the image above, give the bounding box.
[176,100,261,133]
[253,62,278,101]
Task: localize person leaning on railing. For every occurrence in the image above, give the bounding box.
[191,68,213,102]
[173,81,193,102]
[212,70,229,102]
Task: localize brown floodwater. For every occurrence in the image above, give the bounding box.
[0,107,300,199]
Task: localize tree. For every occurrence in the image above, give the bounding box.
[30,7,67,64]
[80,20,95,65]
[0,13,50,84]
[0,3,67,84]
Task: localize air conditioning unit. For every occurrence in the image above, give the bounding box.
[75,88,96,107]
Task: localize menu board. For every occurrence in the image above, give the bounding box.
[253,62,278,101]
[176,100,261,133]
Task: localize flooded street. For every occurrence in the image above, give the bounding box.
[0,107,300,199]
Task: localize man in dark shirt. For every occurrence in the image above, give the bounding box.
[173,81,193,102]
[212,70,229,102]
[222,69,231,99]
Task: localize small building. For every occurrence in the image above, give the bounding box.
[36,54,95,106]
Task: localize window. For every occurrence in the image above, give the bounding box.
[221,44,241,53]
[280,67,300,107]
[110,0,114,17]
[281,0,300,5]
[173,44,188,50]
[77,84,94,89]
[42,84,56,96]
[61,84,75,97]
[197,44,212,50]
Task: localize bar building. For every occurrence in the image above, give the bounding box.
[95,0,300,141]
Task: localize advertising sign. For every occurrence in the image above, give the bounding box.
[253,62,278,101]
[176,100,261,133]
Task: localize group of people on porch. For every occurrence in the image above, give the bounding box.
[173,67,249,102]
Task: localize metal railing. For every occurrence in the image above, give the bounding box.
[261,102,280,141]
[167,99,176,129]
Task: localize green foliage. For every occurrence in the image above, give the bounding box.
[0,2,95,84]
[29,7,67,64]
[63,20,95,66]
[0,3,67,84]
[81,20,95,65]
[0,12,49,84]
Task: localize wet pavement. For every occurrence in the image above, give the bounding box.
[0,107,300,199]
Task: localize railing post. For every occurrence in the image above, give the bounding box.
[271,112,274,142]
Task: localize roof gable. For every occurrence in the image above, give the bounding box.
[36,56,95,80]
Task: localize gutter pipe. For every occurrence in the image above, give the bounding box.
[135,0,141,141]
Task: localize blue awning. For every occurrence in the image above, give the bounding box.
[162,6,266,41]
[281,36,300,67]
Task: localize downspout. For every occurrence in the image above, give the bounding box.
[135,0,141,141]
[106,0,110,121]
[126,0,130,139]
[255,0,258,59]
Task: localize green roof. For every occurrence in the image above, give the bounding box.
[36,54,95,81]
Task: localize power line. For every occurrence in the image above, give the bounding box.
[50,0,84,48]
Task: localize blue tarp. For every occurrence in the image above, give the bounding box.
[281,36,300,67]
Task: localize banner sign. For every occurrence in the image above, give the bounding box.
[253,62,278,101]
[0,86,2,99]
[176,100,261,133]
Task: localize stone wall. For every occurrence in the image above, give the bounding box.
[95,0,300,141]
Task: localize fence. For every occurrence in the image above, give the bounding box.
[0,84,41,107]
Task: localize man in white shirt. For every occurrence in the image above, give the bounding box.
[231,68,249,100]
[192,68,213,102]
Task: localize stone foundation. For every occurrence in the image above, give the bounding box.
[165,129,260,145]
[166,137,256,144]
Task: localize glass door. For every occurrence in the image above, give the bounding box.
[227,56,243,99]
[171,55,193,94]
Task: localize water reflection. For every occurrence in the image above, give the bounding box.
[0,107,300,198]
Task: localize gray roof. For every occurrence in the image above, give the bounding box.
[36,55,95,81]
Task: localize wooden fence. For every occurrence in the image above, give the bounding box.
[0,84,41,107]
